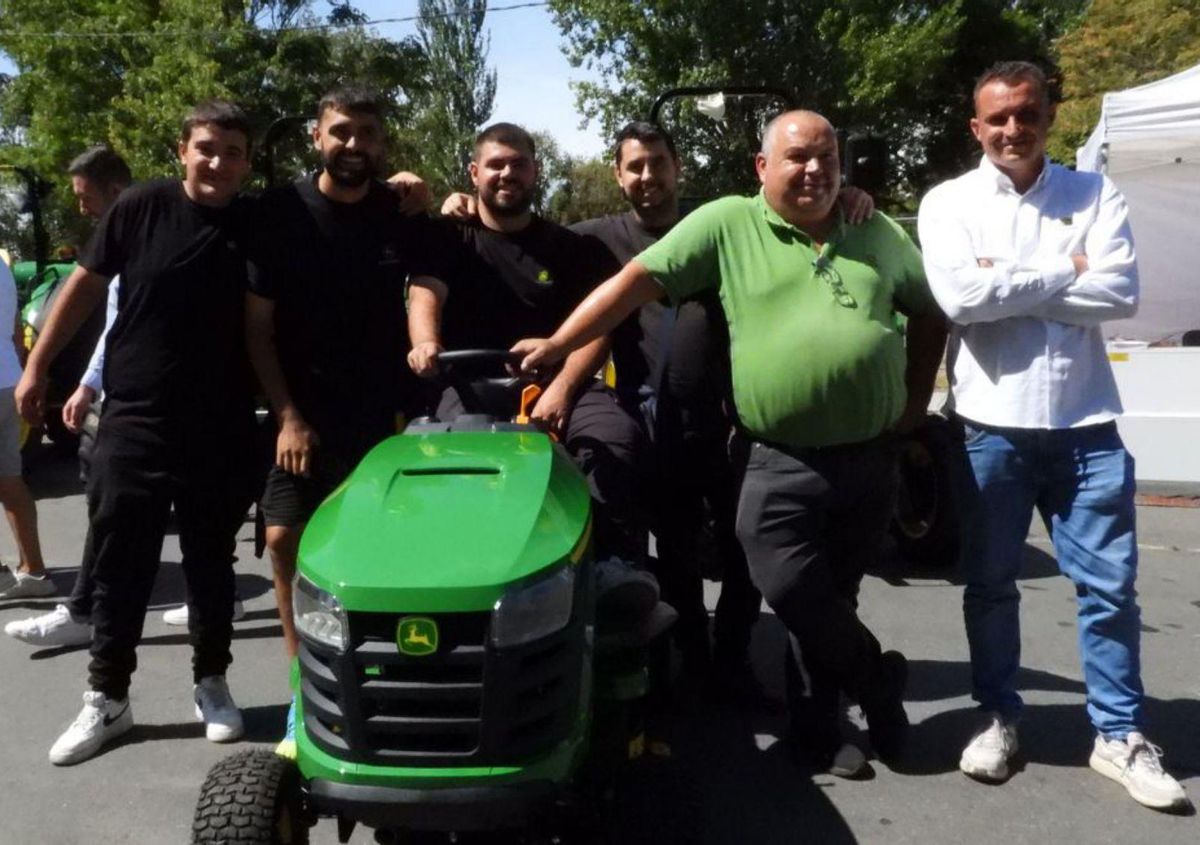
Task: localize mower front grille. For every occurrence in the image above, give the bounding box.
[298,602,586,767]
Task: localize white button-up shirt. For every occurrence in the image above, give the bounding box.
[918,155,1138,429]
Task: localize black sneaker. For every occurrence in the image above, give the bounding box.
[861,650,909,761]
[594,557,660,626]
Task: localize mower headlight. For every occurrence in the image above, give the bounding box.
[491,566,575,649]
[293,576,349,653]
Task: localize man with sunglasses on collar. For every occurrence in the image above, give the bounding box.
[512,110,947,777]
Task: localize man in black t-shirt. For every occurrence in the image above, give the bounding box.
[246,86,440,662]
[408,123,657,612]
[567,123,767,711]
[16,101,258,765]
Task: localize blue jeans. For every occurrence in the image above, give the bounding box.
[956,419,1143,739]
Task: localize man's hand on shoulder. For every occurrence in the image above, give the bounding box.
[440,192,476,219]
[407,341,444,378]
[277,412,319,477]
[386,171,431,216]
[837,186,875,225]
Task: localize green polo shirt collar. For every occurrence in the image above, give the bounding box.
[755,189,845,257]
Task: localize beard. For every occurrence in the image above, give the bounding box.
[323,149,381,188]
[479,181,534,217]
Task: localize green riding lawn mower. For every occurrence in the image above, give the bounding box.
[188,83,959,845]
[192,351,695,845]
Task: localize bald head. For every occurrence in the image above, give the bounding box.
[761,110,836,156]
[756,110,841,234]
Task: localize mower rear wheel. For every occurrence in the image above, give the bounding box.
[891,415,960,570]
[192,749,309,845]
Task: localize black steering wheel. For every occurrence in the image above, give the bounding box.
[434,349,538,418]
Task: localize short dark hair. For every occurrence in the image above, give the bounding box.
[67,145,132,189]
[181,99,253,152]
[613,121,678,165]
[974,61,1052,106]
[474,122,536,160]
[317,84,385,122]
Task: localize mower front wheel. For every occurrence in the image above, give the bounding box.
[192,749,310,845]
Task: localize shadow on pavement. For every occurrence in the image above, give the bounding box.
[650,702,860,844]
[872,542,1061,587]
[883,658,1200,782]
[899,699,1200,782]
[904,660,1087,704]
[241,702,289,743]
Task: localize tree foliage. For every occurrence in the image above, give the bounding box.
[1048,0,1200,163]
[411,0,497,196]
[0,1,427,257]
[546,156,624,224]
[529,128,573,215]
[548,0,1088,205]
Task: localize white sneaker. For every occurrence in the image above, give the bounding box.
[960,713,1019,782]
[4,604,92,646]
[1090,732,1191,811]
[194,675,244,742]
[163,599,245,626]
[48,691,133,765]
[0,571,57,599]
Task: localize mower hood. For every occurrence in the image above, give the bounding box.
[297,432,592,612]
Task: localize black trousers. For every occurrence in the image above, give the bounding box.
[438,381,649,564]
[66,405,102,619]
[651,401,760,663]
[86,428,255,700]
[732,435,898,753]
[65,532,96,620]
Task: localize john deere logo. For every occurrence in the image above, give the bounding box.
[535,269,553,286]
[397,617,438,656]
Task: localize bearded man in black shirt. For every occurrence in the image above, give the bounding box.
[408,122,658,616]
[16,100,258,765]
[246,85,440,665]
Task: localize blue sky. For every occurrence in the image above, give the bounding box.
[0,1,607,158]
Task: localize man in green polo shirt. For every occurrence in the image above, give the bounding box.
[513,110,946,775]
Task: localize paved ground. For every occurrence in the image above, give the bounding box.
[0,448,1197,844]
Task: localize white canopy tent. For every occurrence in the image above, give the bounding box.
[1076,64,1200,341]
[1077,66,1200,485]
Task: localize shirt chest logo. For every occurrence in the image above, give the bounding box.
[379,244,401,266]
[534,268,554,286]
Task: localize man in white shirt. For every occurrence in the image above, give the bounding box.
[918,61,1188,812]
[5,146,129,643]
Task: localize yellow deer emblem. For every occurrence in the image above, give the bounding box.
[404,624,432,648]
[396,617,438,655]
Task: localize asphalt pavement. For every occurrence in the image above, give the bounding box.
[0,447,1197,844]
